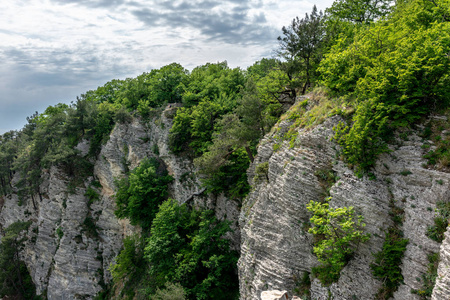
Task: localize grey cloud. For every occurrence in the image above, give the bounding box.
[131,1,278,45]
[0,44,138,133]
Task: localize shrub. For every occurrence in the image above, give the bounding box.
[411,252,439,299]
[254,162,269,182]
[114,158,173,229]
[85,186,100,205]
[307,198,370,285]
[427,201,450,243]
[56,227,64,239]
[371,228,409,299]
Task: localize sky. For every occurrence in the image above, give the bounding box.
[0,0,334,134]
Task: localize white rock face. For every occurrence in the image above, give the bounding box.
[0,106,240,299]
[238,112,449,300]
[261,290,289,300]
[432,227,450,299]
[2,102,449,300]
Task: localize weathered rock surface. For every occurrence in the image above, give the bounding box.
[261,290,289,300]
[0,106,240,299]
[433,226,450,299]
[2,100,450,299]
[238,105,449,299]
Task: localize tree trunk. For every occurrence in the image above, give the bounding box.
[245,146,254,163]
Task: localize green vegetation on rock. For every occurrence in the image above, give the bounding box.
[114,158,173,229]
[0,221,38,300]
[306,198,370,285]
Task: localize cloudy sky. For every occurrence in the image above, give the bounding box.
[0,0,334,134]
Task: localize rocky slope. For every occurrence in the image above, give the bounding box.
[238,100,450,299]
[0,105,240,299]
[1,101,449,299]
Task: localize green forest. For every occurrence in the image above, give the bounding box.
[0,0,449,299]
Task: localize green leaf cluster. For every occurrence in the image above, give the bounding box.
[144,199,239,300]
[0,221,38,300]
[371,228,409,299]
[306,198,370,285]
[114,158,173,229]
[319,0,450,172]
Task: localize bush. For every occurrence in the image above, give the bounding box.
[411,252,439,299]
[427,201,450,243]
[254,162,269,182]
[307,198,370,285]
[114,158,173,229]
[371,228,409,299]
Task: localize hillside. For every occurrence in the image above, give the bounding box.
[0,0,449,299]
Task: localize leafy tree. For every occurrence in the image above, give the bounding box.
[319,0,450,172]
[306,198,370,285]
[109,235,147,298]
[145,199,239,300]
[114,158,173,229]
[246,58,280,80]
[371,228,408,299]
[169,62,245,155]
[278,5,325,95]
[147,63,189,105]
[0,221,37,300]
[194,79,271,173]
[326,0,393,24]
[193,78,282,198]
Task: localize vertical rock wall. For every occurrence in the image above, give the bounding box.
[238,111,450,299]
[0,106,240,299]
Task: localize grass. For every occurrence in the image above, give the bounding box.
[411,252,439,299]
[427,201,450,243]
[271,87,355,150]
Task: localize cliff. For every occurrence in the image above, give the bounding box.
[1,100,449,299]
[238,99,450,299]
[0,106,240,299]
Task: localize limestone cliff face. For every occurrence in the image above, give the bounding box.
[238,108,450,299]
[1,101,449,300]
[0,105,240,299]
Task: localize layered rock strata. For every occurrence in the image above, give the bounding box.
[238,110,449,299]
[0,106,240,299]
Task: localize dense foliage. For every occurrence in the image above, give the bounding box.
[114,158,173,229]
[320,0,450,173]
[110,199,238,300]
[145,199,239,299]
[0,221,38,300]
[306,198,370,285]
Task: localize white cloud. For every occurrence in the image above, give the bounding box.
[0,0,335,134]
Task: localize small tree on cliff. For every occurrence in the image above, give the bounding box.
[306,198,370,285]
[277,5,325,95]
